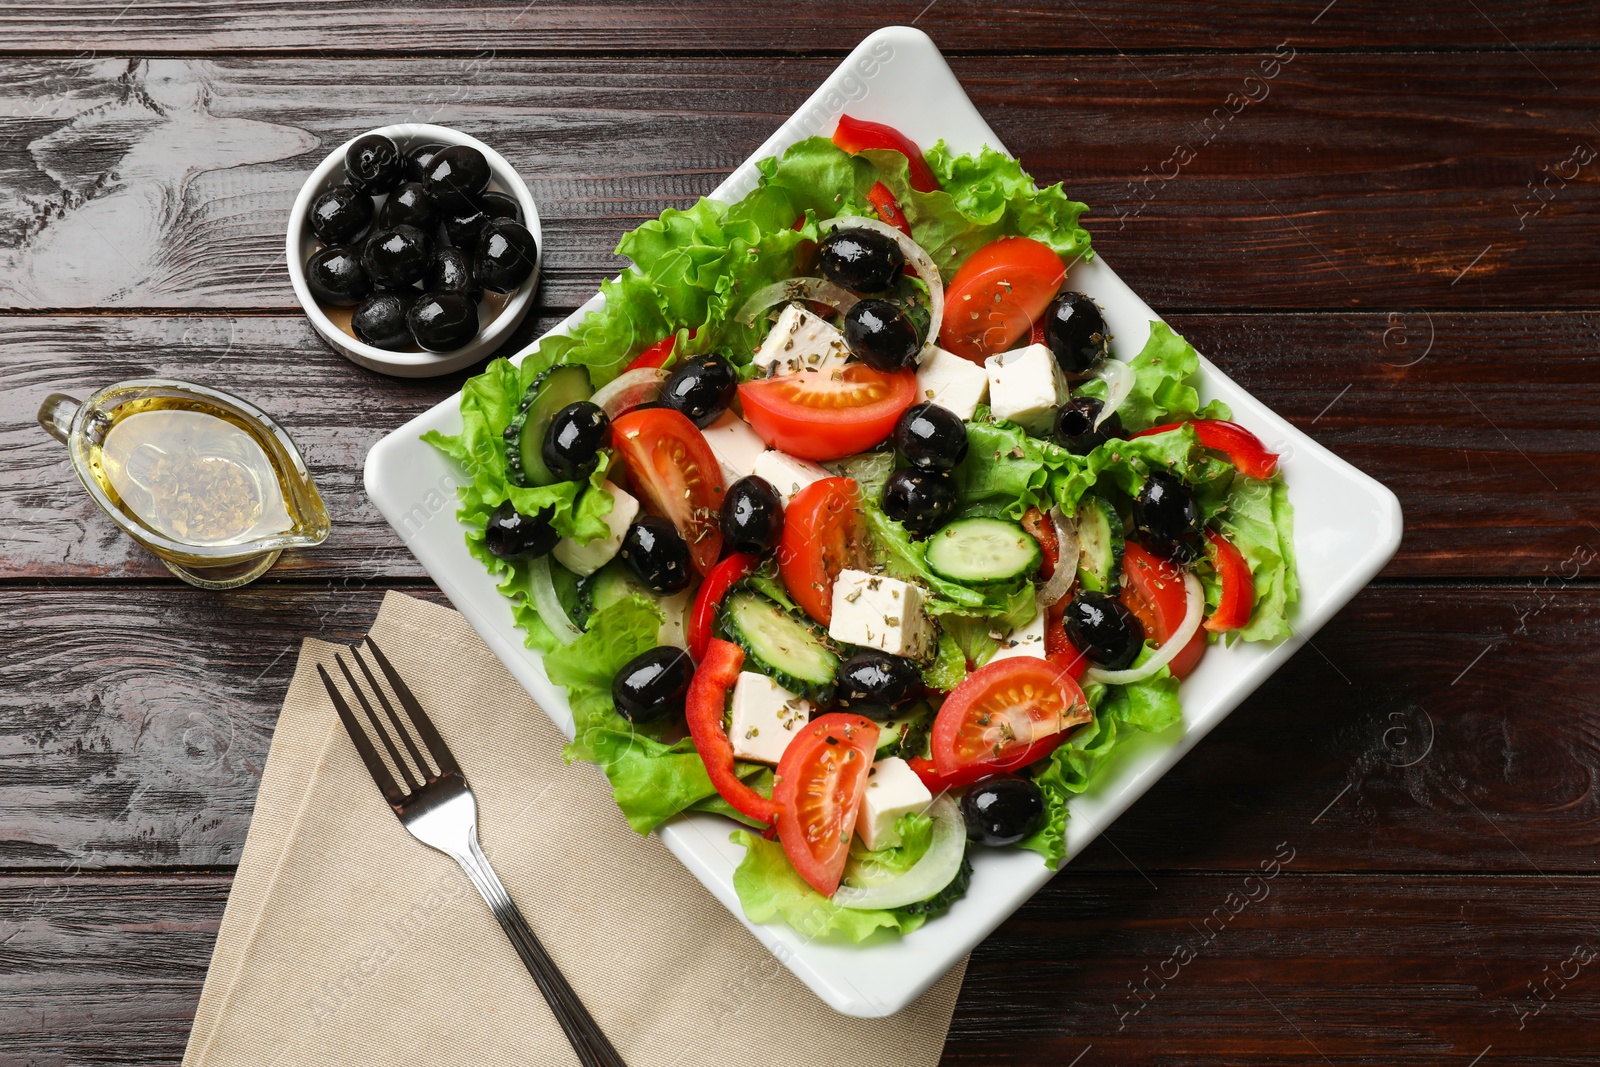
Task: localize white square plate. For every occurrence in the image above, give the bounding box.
[365,26,1403,1017]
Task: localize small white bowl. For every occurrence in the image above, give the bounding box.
[286,123,542,378]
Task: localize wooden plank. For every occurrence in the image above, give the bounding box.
[3,871,1597,1064]
[3,312,1594,582]
[3,584,1598,873]
[0,2,1595,54]
[0,54,1596,312]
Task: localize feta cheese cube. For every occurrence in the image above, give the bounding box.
[915,345,989,421]
[828,569,933,659]
[655,589,691,650]
[989,609,1047,663]
[855,756,934,851]
[984,342,1068,433]
[751,449,829,504]
[729,671,812,765]
[752,304,852,376]
[551,482,638,577]
[701,411,768,485]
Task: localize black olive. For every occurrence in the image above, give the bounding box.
[422,144,491,210]
[478,189,523,223]
[619,515,692,595]
[473,218,539,293]
[961,776,1046,846]
[360,224,433,288]
[818,227,905,292]
[350,290,415,350]
[484,500,558,560]
[378,181,438,232]
[305,245,371,306]
[428,246,480,299]
[881,468,957,537]
[1063,591,1144,670]
[407,290,480,352]
[1054,396,1123,455]
[1134,470,1202,560]
[661,354,737,428]
[893,402,969,472]
[344,133,405,195]
[405,142,447,183]
[834,650,923,720]
[1043,291,1110,375]
[442,202,490,249]
[612,646,694,723]
[719,475,784,554]
[542,401,610,482]
[843,298,921,371]
[308,184,374,244]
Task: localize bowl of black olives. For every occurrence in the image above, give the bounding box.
[286,123,542,378]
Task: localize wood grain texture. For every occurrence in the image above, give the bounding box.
[3,871,1598,1065]
[0,54,1596,312]
[0,1,1595,54]
[3,312,1595,581]
[3,584,1598,874]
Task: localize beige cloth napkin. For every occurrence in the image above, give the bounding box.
[182,590,965,1067]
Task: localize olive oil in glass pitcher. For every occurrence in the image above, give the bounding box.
[38,380,330,589]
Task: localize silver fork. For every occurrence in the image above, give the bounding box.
[318,638,626,1067]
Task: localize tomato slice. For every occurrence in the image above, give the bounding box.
[610,408,725,575]
[866,181,913,236]
[1203,529,1254,633]
[686,640,781,826]
[778,477,871,627]
[1121,543,1205,679]
[938,236,1068,363]
[930,657,1091,776]
[909,732,1067,792]
[1129,419,1280,479]
[738,364,917,461]
[689,553,758,662]
[833,115,941,193]
[775,712,880,896]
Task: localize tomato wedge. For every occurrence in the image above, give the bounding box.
[610,408,725,575]
[1203,529,1254,633]
[778,477,871,627]
[939,236,1067,363]
[909,733,1067,792]
[689,553,758,662]
[775,712,880,896]
[930,657,1091,777]
[738,364,917,461]
[686,640,780,826]
[866,181,912,236]
[833,114,940,193]
[1129,419,1280,479]
[1021,506,1060,580]
[1121,543,1205,679]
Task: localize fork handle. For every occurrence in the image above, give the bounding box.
[455,840,628,1067]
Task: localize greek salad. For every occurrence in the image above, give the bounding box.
[425,116,1298,942]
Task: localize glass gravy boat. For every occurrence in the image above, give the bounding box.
[38,379,330,589]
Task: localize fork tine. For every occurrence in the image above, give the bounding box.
[350,644,433,782]
[336,653,422,794]
[362,637,460,777]
[318,662,406,808]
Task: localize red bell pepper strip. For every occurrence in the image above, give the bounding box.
[865,182,913,236]
[1021,506,1059,580]
[833,114,941,193]
[622,328,697,374]
[908,729,1069,793]
[685,639,781,826]
[1129,419,1280,479]
[1203,529,1254,633]
[688,553,759,662]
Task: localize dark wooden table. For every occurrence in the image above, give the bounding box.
[3,4,1597,1064]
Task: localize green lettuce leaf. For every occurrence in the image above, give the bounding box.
[954,408,1079,518]
[1212,474,1299,642]
[1076,321,1231,433]
[846,810,935,882]
[730,831,927,942]
[922,629,968,692]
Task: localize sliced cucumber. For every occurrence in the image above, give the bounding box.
[574,559,652,629]
[923,518,1042,586]
[875,703,935,762]
[1075,494,1125,594]
[719,591,839,700]
[504,364,592,487]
